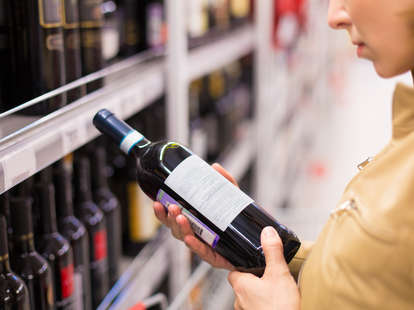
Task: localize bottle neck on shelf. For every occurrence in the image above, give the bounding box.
[54,168,75,218]
[37,183,58,234]
[91,146,110,190]
[74,156,94,204]
[10,197,36,254]
[0,216,11,274]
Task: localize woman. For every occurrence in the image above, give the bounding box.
[154,0,414,308]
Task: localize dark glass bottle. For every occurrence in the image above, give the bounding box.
[73,156,109,308]
[0,193,12,247]
[79,0,105,92]
[36,182,76,309]
[187,0,209,47]
[229,0,251,25]
[118,0,146,57]
[7,0,66,114]
[10,197,55,310]
[63,0,86,102]
[54,161,92,310]
[94,110,301,275]
[0,0,9,112]
[0,215,30,310]
[90,147,121,286]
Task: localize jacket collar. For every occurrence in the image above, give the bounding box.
[392,82,414,141]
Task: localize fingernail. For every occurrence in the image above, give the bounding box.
[263,226,277,237]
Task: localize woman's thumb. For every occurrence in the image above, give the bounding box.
[261,226,289,278]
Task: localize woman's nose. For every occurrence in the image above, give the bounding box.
[327,0,351,30]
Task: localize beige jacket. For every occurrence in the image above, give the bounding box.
[288,83,414,309]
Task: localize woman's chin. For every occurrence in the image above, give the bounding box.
[373,62,412,79]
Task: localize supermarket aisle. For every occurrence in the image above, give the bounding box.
[279,58,412,241]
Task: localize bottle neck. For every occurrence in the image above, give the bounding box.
[0,255,11,274]
[54,169,75,218]
[12,234,36,255]
[129,136,151,157]
[73,156,93,204]
[38,184,58,234]
[91,147,110,191]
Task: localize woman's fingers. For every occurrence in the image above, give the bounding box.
[184,235,235,270]
[212,163,239,187]
[153,202,168,225]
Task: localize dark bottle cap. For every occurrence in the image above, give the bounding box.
[53,164,74,218]
[73,155,93,203]
[10,197,33,236]
[37,183,58,234]
[93,109,138,145]
[91,146,109,191]
[0,215,8,256]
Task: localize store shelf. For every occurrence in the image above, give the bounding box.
[98,229,170,310]
[188,24,255,81]
[0,59,164,194]
[218,122,255,181]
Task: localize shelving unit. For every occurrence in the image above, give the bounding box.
[0,0,334,308]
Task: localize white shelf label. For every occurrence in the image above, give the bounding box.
[165,155,253,231]
[2,146,36,189]
[61,121,87,154]
[120,87,143,118]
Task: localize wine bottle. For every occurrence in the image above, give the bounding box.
[229,0,251,25]
[187,0,209,47]
[118,0,146,57]
[0,0,9,112]
[79,0,104,92]
[36,182,76,310]
[101,0,120,62]
[90,146,121,286]
[0,193,12,247]
[8,0,66,114]
[53,161,92,310]
[62,0,86,102]
[0,215,31,310]
[73,156,109,308]
[93,110,301,275]
[10,197,55,309]
[208,0,230,33]
[145,0,165,50]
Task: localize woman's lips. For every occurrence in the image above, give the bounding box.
[356,43,366,57]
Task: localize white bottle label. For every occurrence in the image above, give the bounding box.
[165,155,253,231]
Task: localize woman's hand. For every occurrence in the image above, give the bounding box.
[153,163,236,270]
[227,226,300,310]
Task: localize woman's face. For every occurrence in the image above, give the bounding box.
[328,0,414,78]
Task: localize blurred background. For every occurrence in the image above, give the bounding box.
[0,0,411,309]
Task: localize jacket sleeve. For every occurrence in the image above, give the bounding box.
[288,240,314,281]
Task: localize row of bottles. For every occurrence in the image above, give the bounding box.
[0,0,253,116]
[0,146,123,309]
[189,54,254,162]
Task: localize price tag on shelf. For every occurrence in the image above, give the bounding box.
[61,121,88,154]
[1,146,36,190]
[34,131,63,169]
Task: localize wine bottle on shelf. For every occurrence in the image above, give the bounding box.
[0,193,12,247]
[62,0,86,103]
[36,182,76,310]
[0,0,9,113]
[189,79,208,159]
[0,215,31,310]
[102,0,120,63]
[73,156,109,308]
[79,0,105,92]
[53,161,92,310]
[94,110,301,275]
[187,0,209,47]
[9,196,55,310]
[145,0,166,50]
[90,146,121,286]
[118,0,146,57]
[208,0,230,33]
[7,0,66,114]
[229,0,251,25]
